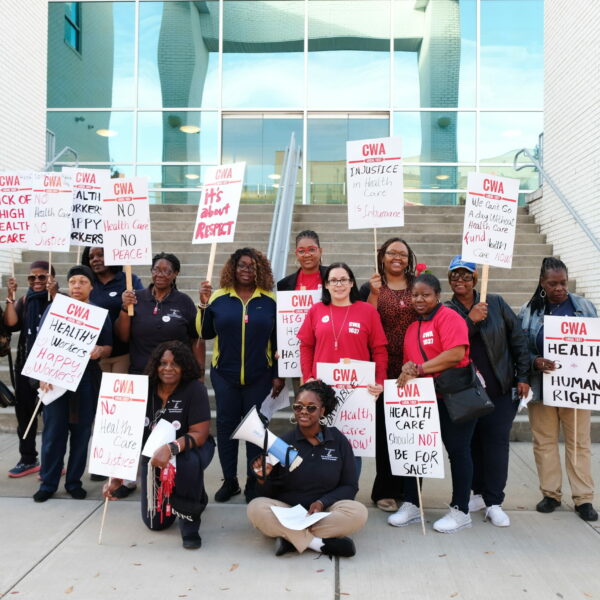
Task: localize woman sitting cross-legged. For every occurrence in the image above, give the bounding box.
[247,380,368,558]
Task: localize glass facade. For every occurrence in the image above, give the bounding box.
[47,0,543,205]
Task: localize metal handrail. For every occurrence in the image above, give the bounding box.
[514,139,600,254]
[45,146,79,170]
[267,132,302,282]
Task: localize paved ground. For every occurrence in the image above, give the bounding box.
[1,434,599,600]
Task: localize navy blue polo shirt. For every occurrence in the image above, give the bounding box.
[90,270,144,357]
[128,287,199,375]
[259,426,358,509]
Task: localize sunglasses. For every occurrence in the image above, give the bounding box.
[295,246,319,256]
[292,403,320,414]
[449,271,474,282]
[28,274,48,283]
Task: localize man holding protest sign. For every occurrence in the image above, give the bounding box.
[519,257,598,521]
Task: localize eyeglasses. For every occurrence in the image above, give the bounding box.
[292,403,320,414]
[295,246,319,256]
[236,262,256,272]
[28,274,48,283]
[151,267,174,276]
[384,251,409,259]
[449,271,474,282]
[327,278,352,286]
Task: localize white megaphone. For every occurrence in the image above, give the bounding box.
[231,406,303,471]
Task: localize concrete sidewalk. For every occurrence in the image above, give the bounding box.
[1,434,599,600]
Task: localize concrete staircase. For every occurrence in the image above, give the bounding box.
[0,202,589,439]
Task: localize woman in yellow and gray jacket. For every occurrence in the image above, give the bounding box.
[198,248,285,504]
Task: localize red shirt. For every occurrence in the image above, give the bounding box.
[295,271,322,291]
[403,305,470,375]
[297,301,388,384]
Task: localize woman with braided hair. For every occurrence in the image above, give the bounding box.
[518,257,598,521]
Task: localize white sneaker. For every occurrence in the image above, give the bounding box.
[433,506,472,533]
[387,502,422,527]
[485,504,510,527]
[468,494,486,512]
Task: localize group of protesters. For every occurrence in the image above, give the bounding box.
[3,231,598,555]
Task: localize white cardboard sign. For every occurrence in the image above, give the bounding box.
[63,167,110,247]
[88,373,149,480]
[0,171,32,247]
[317,361,376,457]
[30,172,72,252]
[346,136,404,230]
[276,290,321,378]
[102,177,152,266]
[384,378,444,478]
[461,172,520,269]
[21,294,108,392]
[543,316,600,409]
[192,162,245,244]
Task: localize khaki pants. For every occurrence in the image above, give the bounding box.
[100,354,131,374]
[528,402,594,505]
[247,497,368,553]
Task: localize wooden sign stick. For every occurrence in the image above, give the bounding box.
[125,265,134,316]
[373,228,378,271]
[479,264,490,303]
[76,245,82,264]
[22,397,43,440]
[98,476,112,545]
[48,252,52,301]
[573,409,577,467]
[206,242,217,283]
[10,248,14,279]
[415,476,426,536]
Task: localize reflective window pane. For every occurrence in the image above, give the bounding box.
[138,2,219,109]
[48,2,135,108]
[136,165,212,190]
[405,191,466,207]
[403,165,476,191]
[223,1,304,109]
[394,112,476,162]
[137,111,218,163]
[222,116,303,203]
[480,0,543,108]
[308,1,390,109]
[479,112,543,163]
[47,111,133,163]
[394,0,476,108]
[307,116,389,204]
[148,191,204,205]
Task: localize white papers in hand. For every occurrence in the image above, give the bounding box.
[39,385,67,406]
[260,385,290,422]
[142,419,176,458]
[518,388,534,413]
[270,504,329,530]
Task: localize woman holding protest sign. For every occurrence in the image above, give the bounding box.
[104,341,215,549]
[4,261,58,478]
[518,257,598,521]
[198,248,284,504]
[393,273,474,533]
[33,265,112,503]
[247,379,367,557]
[116,252,204,376]
[359,238,419,513]
[445,255,530,527]
[277,230,327,292]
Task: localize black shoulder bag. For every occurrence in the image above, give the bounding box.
[417,320,494,424]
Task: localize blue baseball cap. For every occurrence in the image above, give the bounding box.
[448,255,477,273]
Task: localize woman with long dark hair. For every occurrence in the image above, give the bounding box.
[518,257,598,521]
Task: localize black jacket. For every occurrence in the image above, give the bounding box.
[445,291,529,394]
[276,266,328,292]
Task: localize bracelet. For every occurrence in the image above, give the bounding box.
[121,305,129,313]
[417,363,425,377]
[197,302,208,310]
[168,441,181,456]
[5,298,14,304]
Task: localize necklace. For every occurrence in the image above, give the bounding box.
[329,304,351,351]
[152,286,172,315]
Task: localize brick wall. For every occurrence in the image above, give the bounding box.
[0,1,48,275]
[530,0,600,306]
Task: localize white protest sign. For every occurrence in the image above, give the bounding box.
[0,171,32,247]
[102,177,152,266]
[88,373,149,480]
[383,378,444,478]
[63,167,110,247]
[21,294,108,391]
[317,361,375,457]
[30,172,73,252]
[192,162,245,244]
[461,172,520,269]
[543,316,600,409]
[277,290,321,377]
[346,136,404,230]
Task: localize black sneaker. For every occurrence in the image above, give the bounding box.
[214,478,241,503]
[575,503,599,522]
[274,537,296,556]
[8,460,40,478]
[321,537,356,557]
[182,534,202,549]
[536,496,561,513]
[68,487,87,500]
[90,474,108,482]
[33,489,54,503]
